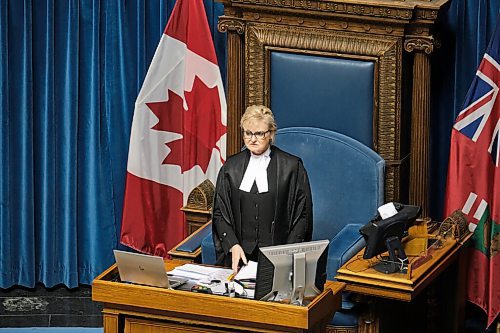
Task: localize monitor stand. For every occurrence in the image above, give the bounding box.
[374,236,408,274]
[290,252,306,305]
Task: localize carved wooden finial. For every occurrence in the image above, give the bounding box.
[185,179,215,211]
[439,210,469,242]
[182,179,215,235]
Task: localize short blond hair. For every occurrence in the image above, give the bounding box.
[240,105,277,132]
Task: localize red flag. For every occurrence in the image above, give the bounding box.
[444,23,500,327]
[120,0,227,257]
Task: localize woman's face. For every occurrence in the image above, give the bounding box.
[242,119,274,155]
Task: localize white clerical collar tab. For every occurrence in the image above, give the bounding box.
[239,147,271,193]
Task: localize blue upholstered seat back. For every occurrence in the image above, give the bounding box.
[274,127,384,241]
[270,52,375,148]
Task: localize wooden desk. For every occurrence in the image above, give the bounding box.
[93,260,344,333]
[336,233,471,301]
[335,233,471,333]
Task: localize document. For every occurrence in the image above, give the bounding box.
[168,264,233,283]
[235,260,257,281]
[168,263,255,298]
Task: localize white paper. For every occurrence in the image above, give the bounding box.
[168,264,233,282]
[175,263,220,275]
[209,268,234,282]
[244,288,255,298]
[167,268,207,281]
[378,202,398,220]
[235,260,258,281]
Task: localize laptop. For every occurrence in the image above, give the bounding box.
[113,250,187,289]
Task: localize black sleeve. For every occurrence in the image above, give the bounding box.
[286,160,313,243]
[212,166,240,255]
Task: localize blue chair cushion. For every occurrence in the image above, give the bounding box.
[201,231,217,265]
[341,292,358,310]
[330,309,360,327]
[326,224,366,280]
[176,223,212,253]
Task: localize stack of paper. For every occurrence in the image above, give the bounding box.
[168,264,233,283]
[168,263,258,298]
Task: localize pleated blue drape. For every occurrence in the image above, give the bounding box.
[0,0,497,289]
[0,0,225,288]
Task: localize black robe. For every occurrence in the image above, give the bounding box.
[212,145,313,265]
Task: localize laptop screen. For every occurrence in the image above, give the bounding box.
[113,250,186,288]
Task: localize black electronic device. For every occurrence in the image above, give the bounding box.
[359,203,421,274]
[254,240,329,305]
[191,284,212,294]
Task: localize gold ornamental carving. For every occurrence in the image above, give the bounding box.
[241,11,405,36]
[228,0,413,20]
[439,210,470,242]
[319,3,412,20]
[218,17,245,35]
[415,8,439,20]
[404,36,436,54]
[185,179,215,211]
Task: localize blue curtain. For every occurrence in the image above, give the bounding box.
[430,1,500,219]
[0,0,497,289]
[0,0,225,288]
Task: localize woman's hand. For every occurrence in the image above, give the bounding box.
[230,244,248,273]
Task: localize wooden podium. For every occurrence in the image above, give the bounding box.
[336,232,471,301]
[335,231,472,333]
[93,260,343,333]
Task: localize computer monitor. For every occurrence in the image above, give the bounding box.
[254,239,329,305]
[359,204,421,274]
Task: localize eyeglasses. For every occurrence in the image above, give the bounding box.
[242,130,270,140]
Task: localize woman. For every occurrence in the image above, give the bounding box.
[212,105,313,273]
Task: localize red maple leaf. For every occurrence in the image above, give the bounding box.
[146,76,226,173]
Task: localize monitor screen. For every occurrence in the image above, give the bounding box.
[359,204,421,260]
[254,239,329,305]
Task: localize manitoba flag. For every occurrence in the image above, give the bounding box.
[120,0,226,256]
[444,22,500,326]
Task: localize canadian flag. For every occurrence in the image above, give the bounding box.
[120,0,226,256]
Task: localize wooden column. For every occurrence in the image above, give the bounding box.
[218,15,244,156]
[405,36,435,216]
[359,309,380,333]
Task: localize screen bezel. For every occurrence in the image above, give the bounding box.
[254,239,329,303]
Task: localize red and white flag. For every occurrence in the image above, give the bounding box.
[120,0,226,256]
[444,22,500,327]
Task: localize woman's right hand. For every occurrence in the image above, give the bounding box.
[230,244,248,273]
